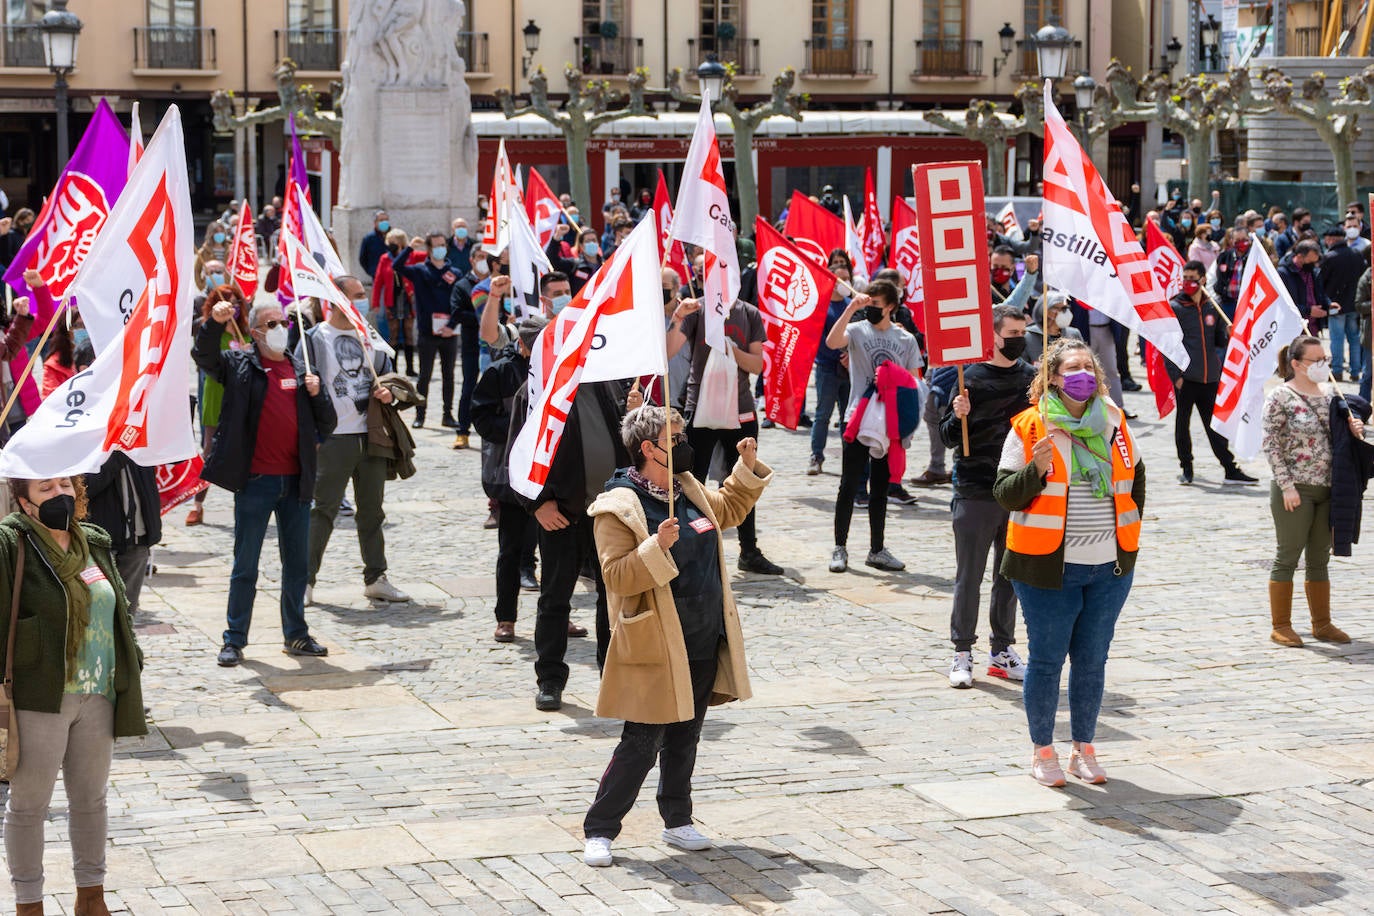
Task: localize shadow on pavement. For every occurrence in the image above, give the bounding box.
[1078,786,1243,839]
[798,725,870,756]
[635,845,871,905]
[1211,871,1346,907]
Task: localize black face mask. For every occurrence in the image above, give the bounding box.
[653,439,695,472]
[865,305,886,324]
[662,288,676,305]
[28,494,75,532]
[998,335,1027,361]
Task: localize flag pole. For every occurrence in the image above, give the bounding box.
[955,364,970,456]
[661,242,676,521]
[1199,284,1234,329]
[294,295,312,376]
[0,297,66,430]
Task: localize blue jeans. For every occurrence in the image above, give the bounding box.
[810,363,842,460]
[225,474,312,648]
[1013,562,1134,747]
[1362,343,1372,402]
[1328,312,1361,377]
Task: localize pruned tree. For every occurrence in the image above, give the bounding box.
[1261,64,1374,208]
[211,59,341,140]
[495,65,654,213]
[923,83,1044,194]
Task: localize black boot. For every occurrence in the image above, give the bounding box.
[411,410,425,429]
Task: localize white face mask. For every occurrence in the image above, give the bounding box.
[1306,360,1331,384]
[1054,309,1073,330]
[1347,226,1361,241]
[473,259,490,277]
[263,325,289,354]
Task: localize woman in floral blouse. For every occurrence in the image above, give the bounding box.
[1262,334,1364,647]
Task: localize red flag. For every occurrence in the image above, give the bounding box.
[912,162,993,365]
[653,170,690,285]
[1144,218,1184,300]
[226,200,258,299]
[890,196,924,331]
[860,168,885,277]
[754,218,836,429]
[157,456,208,515]
[783,190,845,268]
[1144,342,1175,419]
[526,167,563,248]
[275,116,310,307]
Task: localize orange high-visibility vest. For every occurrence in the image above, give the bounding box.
[1005,407,1141,556]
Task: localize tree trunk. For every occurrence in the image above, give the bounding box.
[1322,126,1359,211]
[733,121,759,237]
[984,138,1007,195]
[565,125,593,213]
[1184,127,1211,202]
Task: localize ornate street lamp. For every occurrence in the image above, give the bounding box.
[992,23,1016,78]
[1162,35,1182,73]
[697,53,727,105]
[1034,21,1073,81]
[1201,15,1220,70]
[1073,73,1096,112]
[521,19,541,77]
[38,0,82,167]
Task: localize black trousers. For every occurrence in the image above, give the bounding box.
[1174,379,1237,473]
[535,518,608,690]
[458,331,480,435]
[417,334,458,417]
[583,654,719,839]
[834,437,891,551]
[687,418,759,553]
[495,500,538,623]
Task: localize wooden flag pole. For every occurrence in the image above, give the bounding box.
[0,297,66,430]
[294,295,312,376]
[1199,284,1234,328]
[955,364,970,456]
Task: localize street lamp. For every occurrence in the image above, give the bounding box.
[38,0,82,168]
[992,23,1016,78]
[521,19,540,77]
[1073,73,1096,112]
[1201,15,1220,70]
[1034,21,1074,81]
[696,53,727,105]
[1161,35,1182,73]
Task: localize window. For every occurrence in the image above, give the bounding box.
[582,0,626,35]
[148,0,198,27]
[811,0,851,48]
[700,0,743,45]
[145,0,202,68]
[923,0,963,41]
[288,0,336,30]
[4,0,40,24]
[3,0,43,67]
[1023,0,1062,32]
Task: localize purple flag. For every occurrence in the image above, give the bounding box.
[289,114,309,193]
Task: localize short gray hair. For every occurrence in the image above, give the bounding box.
[247,302,282,329]
[621,405,684,468]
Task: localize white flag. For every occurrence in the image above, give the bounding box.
[127,101,144,178]
[1210,235,1305,459]
[996,200,1023,241]
[843,195,869,285]
[294,183,346,277]
[508,202,553,315]
[481,139,520,256]
[512,215,666,499]
[1041,81,1190,370]
[669,96,739,353]
[0,107,197,478]
[281,231,393,359]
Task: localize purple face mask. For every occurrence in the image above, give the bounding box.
[1060,370,1098,402]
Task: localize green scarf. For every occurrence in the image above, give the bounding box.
[1043,392,1114,498]
[20,513,92,680]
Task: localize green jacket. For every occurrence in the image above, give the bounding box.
[0,515,146,738]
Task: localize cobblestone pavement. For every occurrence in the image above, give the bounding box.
[6,379,1374,915]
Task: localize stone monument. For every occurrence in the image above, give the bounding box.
[332,0,478,278]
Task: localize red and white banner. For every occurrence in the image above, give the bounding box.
[860,167,886,278]
[282,231,392,358]
[1211,235,1305,459]
[890,196,924,331]
[843,195,868,285]
[294,183,345,277]
[669,96,738,353]
[0,106,198,478]
[511,214,666,499]
[995,201,1022,241]
[1041,82,1189,370]
[754,218,836,429]
[783,190,845,268]
[508,197,552,312]
[127,101,144,178]
[226,200,258,300]
[1145,218,1184,300]
[526,167,563,249]
[653,169,691,285]
[912,161,994,365]
[157,456,208,515]
[481,138,522,255]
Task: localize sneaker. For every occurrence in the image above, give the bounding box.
[739,549,784,575]
[451,433,470,449]
[987,648,1027,681]
[216,644,243,667]
[284,636,328,657]
[364,575,410,603]
[519,570,539,591]
[806,455,823,476]
[948,651,974,688]
[304,585,314,607]
[584,836,613,867]
[865,548,905,571]
[1031,746,1066,788]
[887,485,919,506]
[662,824,712,851]
[829,545,848,573]
[854,493,869,508]
[483,510,499,530]
[1067,743,1107,784]
[1178,469,1194,485]
[910,468,952,487]
[339,497,354,517]
[760,417,775,429]
[1223,468,1259,486]
[185,505,203,526]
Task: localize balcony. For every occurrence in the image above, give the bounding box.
[687,36,761,76]
[1014,37,1082,78]
[1292,26,1322,56]
[134,26,216,72]
[1,24,44,68]
[275,28,341,72]
[802,38,874,77]
[575,34,643,75]
[912,39,983,78]
[456,31,489,74]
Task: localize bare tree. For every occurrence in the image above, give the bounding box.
[1261,64,1374,209]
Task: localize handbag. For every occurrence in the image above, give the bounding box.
[0,538,25,782]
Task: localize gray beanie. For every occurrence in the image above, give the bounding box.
[517,314,549,349]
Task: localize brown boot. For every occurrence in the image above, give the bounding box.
[1269,581,1303,647]
[16,901,44,916]
[74,886,110,916]
[1307,580,1351,643]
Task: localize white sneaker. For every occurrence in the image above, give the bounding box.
[987,648,1027,682]
[662,824,712,851]
[583,836,613,867]
[363,575,410,603]
[304,585,314,606]
[829,545,848,573]
[949,651,974,689]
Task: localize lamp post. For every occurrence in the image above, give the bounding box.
[1034,21,1074,82]
[1200,16,1219,71]
[521,19,541,77]
[992,23,1016,78]
[38,0,82,168]
[1161,35,1182,74]
[1072,72,1097,149]
[696,53,727,105]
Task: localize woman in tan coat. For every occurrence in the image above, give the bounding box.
[582,406,771,867]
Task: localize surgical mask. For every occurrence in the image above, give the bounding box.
[549,293,572,315]
[998,335,1027,361]
[378,220,390,232]
[28,493,75,531]
[472,259,490,277]
[430,246,448,261]
[1054,309,1073,330]
[991,267,1013,287]
[263,325,289,354]
[73,328,89,349]
[1347,227,1361,241]
[652,439,695,472]
[864,305,885,324]
[1182,279,1201,297]
[583,242,600,257]
[213,231,226,245]
[1171,192,1181,201]
[454,227,468,240]
[208,272,227,290]
[1060,370,1098,402]
[1180,219,1192,228]
[1254,226,1267,239]
[1307,360,1331,384]
[1210,218,1222,230]
[502,297,516,315]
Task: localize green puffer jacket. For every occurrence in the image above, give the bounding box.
[0,514,146,738]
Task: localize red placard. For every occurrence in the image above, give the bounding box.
[911,162,993,365]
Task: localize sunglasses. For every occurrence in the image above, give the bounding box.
[258,319,291,330]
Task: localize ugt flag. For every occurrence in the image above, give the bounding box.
[281,230,392,359]
[226,200,258,299]
[1041,81,1189,370]
[860,167,885,278]
[526,167,564,249]
[890,196,924,330]
[653,169,690,286]
[481,138,521,255]
[754,217,835,429]
[0,106,197,479]
[1211,235,1305,460]
[783,190,844,268]
[843,195,868,285]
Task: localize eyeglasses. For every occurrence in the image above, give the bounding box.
[1298,356,1329,366]
[258,319,290,330]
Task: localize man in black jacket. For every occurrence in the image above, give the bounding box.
[448,247,494,449]
[1277,240,1332,331]
[194,300,337,667]
[391,234,460,428]
[1321,224,1367,382]
[1165,260,1256,486]
[357,209,390,279]
[83,453,161,618]
[939,304,1035,689]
